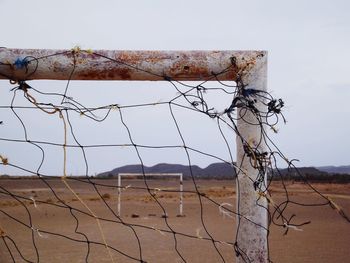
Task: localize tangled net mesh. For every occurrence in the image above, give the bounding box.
[0,48,349,263]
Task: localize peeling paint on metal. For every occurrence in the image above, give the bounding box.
[0,49,266,82]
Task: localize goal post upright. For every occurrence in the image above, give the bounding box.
[117,173,121,217]
[0,48,269,262]
[236,53,268,262]
[179,173,183,216]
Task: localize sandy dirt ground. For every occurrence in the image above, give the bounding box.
[0,178,349,263]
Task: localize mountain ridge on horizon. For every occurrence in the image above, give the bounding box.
[316,165,350,174]
[98,162,237,179]
[98,162,350,178]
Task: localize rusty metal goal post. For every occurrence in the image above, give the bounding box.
[0,48,269,263]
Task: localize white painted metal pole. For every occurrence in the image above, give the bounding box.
[117,174,121,216]
[236,54,268,262]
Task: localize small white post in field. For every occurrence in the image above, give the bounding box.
[117,174,121,216]
[179,173,183,216]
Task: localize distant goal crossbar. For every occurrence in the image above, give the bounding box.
[117,173,183,216]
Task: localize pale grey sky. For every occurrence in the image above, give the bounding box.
[1,0,350,175]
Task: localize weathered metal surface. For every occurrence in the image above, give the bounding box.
[0,47,269,261]
[0,48,265,81]
[236,54,268,262]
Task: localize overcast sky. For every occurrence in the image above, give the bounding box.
[1,0,350,175]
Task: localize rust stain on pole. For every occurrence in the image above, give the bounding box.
[236,53,268,263]
[0,48,265,81]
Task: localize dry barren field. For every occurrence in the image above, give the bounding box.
[0,178,349,263]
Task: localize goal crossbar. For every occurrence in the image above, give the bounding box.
[0,49,264,81]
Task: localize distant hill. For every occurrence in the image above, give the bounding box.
[317,165,350,175]
[98,162,237,179]
[275,166,350,183]
[277,167,328,177]
[97,163,350,182]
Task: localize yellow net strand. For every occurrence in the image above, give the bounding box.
[22,89,116,263]
[59,110,116,263]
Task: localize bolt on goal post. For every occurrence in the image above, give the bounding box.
[0,48,268,263]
